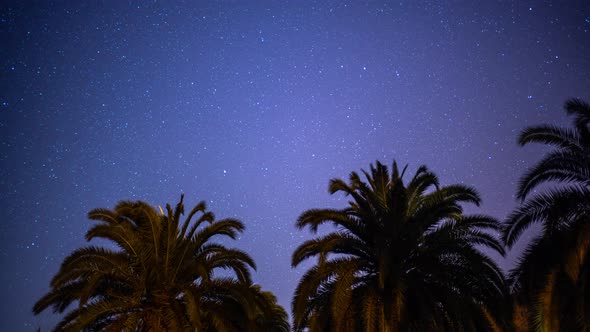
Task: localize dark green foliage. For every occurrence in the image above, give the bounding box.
[292,161,508,332]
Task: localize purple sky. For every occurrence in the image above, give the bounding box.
[1,1,589,330]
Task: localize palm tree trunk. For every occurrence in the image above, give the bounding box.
[379,301,394,332]
[379,290,402,332]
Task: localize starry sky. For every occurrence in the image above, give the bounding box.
[1,1,589,330]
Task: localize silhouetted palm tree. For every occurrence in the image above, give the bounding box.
[292,161,507,332]
[33,195,289,331]
[503,98,590,331]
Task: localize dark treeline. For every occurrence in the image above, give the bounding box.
[34,99,590,332]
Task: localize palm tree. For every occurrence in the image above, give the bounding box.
[292,161,508,332]
[33,195,289,331]
[503,98,590,331]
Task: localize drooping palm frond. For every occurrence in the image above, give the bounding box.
[504,186,590,248]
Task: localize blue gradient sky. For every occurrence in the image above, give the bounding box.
[1,1,589,330]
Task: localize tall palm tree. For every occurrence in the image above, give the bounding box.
[33,195,289,331]
[503,98,590,331]
[292,161,508,332]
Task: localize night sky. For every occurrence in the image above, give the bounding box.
[1,1,589,330]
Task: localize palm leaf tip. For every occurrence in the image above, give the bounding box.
[565,97,590,116]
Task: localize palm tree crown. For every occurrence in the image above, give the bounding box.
[33,194,289,331]
[504,98,590,247]
[292,161,507,332]
[503,98,590,331]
